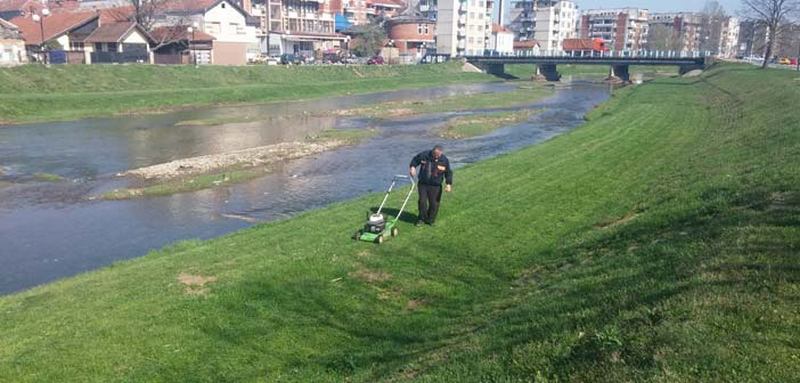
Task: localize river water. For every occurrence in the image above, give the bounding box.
[0,79,611,294]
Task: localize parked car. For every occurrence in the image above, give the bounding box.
[280,54,304,65]
[791,58,799,66]
[778,57,791,65]
[367,56,385,65]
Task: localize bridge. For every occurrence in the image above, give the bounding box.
[459,52,711,81]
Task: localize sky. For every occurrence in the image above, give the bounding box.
[575,0,741,13]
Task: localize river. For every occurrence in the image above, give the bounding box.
[0,79,611,294]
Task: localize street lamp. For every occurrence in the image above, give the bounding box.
[32,8,50,64]
[187,21,199,66]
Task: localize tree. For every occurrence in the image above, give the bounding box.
[349,22,388,57]
[128,0,169,31]
[701,1,727,54]
[647,24,683,51]
[741,0,800,68]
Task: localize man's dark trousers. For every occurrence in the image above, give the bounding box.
[418,183,442,224]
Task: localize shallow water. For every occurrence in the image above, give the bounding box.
[0,80,611,294]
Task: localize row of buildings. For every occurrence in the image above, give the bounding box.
[0,0,752,67]
[0,0,436,65]
[484,1,741,58]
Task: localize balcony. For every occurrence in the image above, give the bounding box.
[458,28,466,36]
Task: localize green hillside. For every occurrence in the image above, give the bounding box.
[1,64,799,382]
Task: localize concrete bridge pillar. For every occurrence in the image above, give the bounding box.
[610,65,630,82]
[679,64,704,75]
[537,64,561,82]
[472,62,506,76]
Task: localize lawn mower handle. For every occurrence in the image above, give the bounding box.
[375,175,416,217]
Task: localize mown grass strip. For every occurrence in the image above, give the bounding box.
[1,64,799,382]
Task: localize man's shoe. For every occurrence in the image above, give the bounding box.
[416,220,424,227]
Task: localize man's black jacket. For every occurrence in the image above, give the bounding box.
[410,150,453,186]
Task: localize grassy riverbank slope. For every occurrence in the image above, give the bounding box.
[2,64,799,382]
[0,63,492,124]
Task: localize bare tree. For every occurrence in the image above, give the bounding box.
[129,0,169,31]
[741,0,800,68]
[647,24,683,51]
[701,1,727,54]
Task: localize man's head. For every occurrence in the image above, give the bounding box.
[432,145,444,159]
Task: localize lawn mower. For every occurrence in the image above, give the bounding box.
[353,175,416,244]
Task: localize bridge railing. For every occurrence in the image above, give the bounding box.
[472,50,711,60]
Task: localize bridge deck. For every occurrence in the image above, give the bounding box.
[465,56,707,66]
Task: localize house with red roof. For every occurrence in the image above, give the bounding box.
[488,23,513,54]
[562,38,606,57]
[153,0,258,65]
[1,17,26,64]
[82,20,154,63]
[10,9,98,61]
[513,39,541,55]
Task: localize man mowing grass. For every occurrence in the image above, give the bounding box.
[409,145,453,227]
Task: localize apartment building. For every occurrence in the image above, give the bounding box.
[648,12,702,51]
[718,16,739,58]
[580,8,648,51]
[436,0,492,56]
[533,0,577,52]
[507,0,534,40]
[252,0,345,56]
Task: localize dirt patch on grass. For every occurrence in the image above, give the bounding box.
[178,273,218,296]
[405,299,426,311]
[595,211,640,230]
[350,268,392,283]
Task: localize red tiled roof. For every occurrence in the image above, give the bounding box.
[84,21,147,43]
[10,10,97,45]
[562,38,605,51]
[150,25,215,43]
[98,6,134,23]
[0,17,18,29]
[513,40,540,49]
[161,0,225,13]
[0,0,78,13]
[0,0,39,12]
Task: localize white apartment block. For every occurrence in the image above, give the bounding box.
[719,16,739,58]
[436,0,492,56]
[580,8,648,51]
[533,0,577,52]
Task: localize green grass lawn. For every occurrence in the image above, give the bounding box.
[0,63,493,124]
[1,64,799,382]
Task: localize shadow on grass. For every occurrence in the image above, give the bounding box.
[185,182,800,381]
